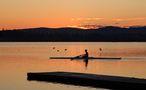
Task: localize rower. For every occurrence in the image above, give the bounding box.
[84,49,88,58]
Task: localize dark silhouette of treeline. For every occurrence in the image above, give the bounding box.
[0,26,146,42]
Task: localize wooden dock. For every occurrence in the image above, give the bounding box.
[27,72,146,89]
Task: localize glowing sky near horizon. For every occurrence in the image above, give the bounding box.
[0,0,146,29]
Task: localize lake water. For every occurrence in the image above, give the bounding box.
[0,42,146,90]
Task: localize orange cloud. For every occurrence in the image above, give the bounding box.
[113,17,146,22]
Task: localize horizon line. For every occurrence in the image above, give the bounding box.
[1,25,146,31]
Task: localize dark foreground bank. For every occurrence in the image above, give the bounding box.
[27,72,146,89]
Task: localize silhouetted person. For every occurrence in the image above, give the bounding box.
[71,49,89,68]
[84,49,88,58]
[74,49,89,58]
[83,49,89,68]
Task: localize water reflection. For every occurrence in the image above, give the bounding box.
[71,59,89,70]
[1,42,146,90]
[84,58,89,69]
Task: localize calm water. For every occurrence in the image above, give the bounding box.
[0,42,146,90]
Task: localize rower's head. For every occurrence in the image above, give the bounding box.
[85,49,88,52]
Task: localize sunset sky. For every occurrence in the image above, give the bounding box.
[0,0,146,29]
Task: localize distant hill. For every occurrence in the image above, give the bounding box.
[0,26,146,42]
